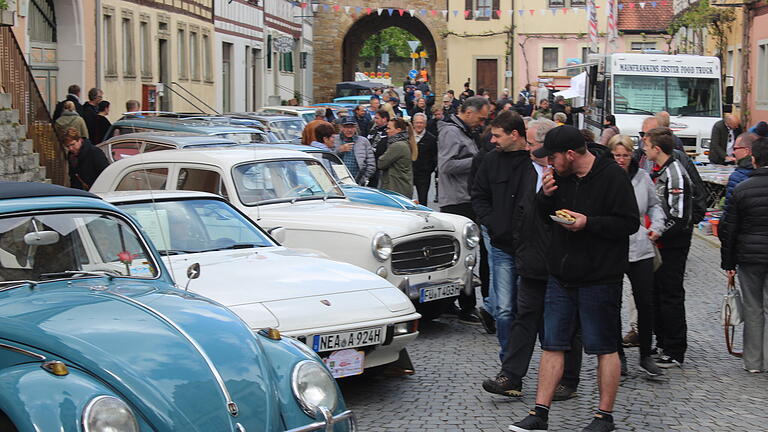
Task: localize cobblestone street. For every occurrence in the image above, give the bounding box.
[339,234,768,431]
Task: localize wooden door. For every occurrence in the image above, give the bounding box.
[476,59,498,100]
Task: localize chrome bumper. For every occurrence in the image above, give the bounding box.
[285,408,355,432]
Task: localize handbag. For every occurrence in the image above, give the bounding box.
[721,274,743,357]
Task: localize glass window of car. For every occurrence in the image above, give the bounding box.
[232,159,344,205]
[301,113,315,124]
[216,132,264,144]
[116,167,169,191]
[108,141,141,161]
[144,143,175,153]
[269,120,304,141]
[309,152,355,185]
[0,212,158,281]
[177,168,228,198]
[119,199,273,254]
[113,126,153,136]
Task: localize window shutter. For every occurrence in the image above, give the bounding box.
[465,0,473,19]
[492,0,500,19]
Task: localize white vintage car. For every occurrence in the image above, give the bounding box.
[99,190,421,377]
[90,147,479,318]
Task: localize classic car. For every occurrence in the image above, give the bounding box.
[97,131,239,163]
[226,114,305,144]
[0,182,353,431]
[254,107,328,125]
[90,148,479,318]
[104,114,268,144]
[100,190,421,376]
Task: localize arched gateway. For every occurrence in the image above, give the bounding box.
[313,1,448,102]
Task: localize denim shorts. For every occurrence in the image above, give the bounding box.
[540,277,621,355]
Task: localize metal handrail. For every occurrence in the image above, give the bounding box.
[171,81,220,114]
[0,26,66,185]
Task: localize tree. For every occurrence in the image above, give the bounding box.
[360,27,420,71]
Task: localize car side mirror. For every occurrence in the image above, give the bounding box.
[184,263,200,291]
[268,227,286,244]
[24,231,59,246]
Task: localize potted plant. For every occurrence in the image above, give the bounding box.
[0,0,15,27]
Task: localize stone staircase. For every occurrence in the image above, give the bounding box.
[0,93,48,183]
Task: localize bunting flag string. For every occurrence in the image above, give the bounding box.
[290,1,669,17]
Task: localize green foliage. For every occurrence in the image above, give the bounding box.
[668,0,736,48]
[359,27,419,59]
[0,0,8,11]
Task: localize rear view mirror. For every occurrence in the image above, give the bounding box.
[24,231,59,246]
[268,227,286,244]
[184,263,200,292]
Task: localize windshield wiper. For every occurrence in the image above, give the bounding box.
[198,243,262,253]
[619,107,655,115]
[0,280,38,291]
[676,109,718,117]
[156,249,196,255]
[39,270,119,280]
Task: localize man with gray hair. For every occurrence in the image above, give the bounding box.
[438,95,491,324]
[481,118,582,402]
[709,114,743,164]
[411,112,437,204]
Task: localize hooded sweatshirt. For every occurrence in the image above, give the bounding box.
[537,145,639,287]
[437,114,479,207]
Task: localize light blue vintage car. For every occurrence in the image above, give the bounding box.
[0,182,354,432]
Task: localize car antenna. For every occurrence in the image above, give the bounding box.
[137,146,177,282]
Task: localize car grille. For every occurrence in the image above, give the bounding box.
[391,236,458,274]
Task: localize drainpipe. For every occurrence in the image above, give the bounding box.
[509,0,515,93]
[95,0,102,89]
[740,1,751,126]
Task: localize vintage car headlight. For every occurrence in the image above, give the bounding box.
[701,138,711,149]
[83,395,139,432]
[291,360,338,416]
[463,222,480,249]
[371,232,393,261]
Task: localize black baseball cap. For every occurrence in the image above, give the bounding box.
[532,125,587,158]
[340,116,357,125]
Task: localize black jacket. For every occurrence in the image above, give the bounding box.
[52,94,83,121]
[471,149,535,255]
[90,115,112,145]
[719,167,768,269]
[68,139,110,190]
[81,102,100,139]
[537,146,639,287]
[515,170,551,281]
[709,120,743,165]
[412,131,437,176]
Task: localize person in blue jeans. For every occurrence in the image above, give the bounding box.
[509,126,639,432]
[471,110,533,354]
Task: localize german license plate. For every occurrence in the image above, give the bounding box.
[419,282,462,303]
[312,327,384,352]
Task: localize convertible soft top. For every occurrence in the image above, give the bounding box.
[0,182,99,200]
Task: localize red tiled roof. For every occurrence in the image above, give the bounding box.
[617,1,673,33]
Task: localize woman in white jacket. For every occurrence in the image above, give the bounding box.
[608,134,666,378]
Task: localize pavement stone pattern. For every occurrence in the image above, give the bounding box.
[339,234,768,431]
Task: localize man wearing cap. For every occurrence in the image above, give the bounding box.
[442,94,457,117]
[334,116,376,186]
[509,126,639,432]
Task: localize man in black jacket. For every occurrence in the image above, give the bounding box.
[411,113,437,205]
[719,137,768,373]
[509,126,639,432]
[709,114,743,164]
[62,127,110,190]
[82,88,104,140]
[471,111,532,354]
[52,84,83,120]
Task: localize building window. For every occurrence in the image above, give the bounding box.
[758,42,768,105]
[630,41,657,52]
[280,51,294,73]
[140,19,152,78]
[542,47,558,72]
[103,10,117,77]
[177,27,187,79]
[464,0,500,19]
[190,31,200,80]
[267,35,273,69]
[122,16,135,77]
[202,33,212,81]
[549,0,584,7]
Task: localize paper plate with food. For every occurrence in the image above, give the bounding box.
[550,209,576,225]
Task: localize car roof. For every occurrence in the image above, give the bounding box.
[112,117,265,134]
[107,146,317,168]
[258,106,316,113]
[229,113,300,122]
[0,181,99,200]
[101,132,239,146]
[99,190,222,203]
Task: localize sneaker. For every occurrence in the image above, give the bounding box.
[482,374,522,397]
[552,384,577,401]
[458,311,482,325]
[639,356,664,377]
[655,355,682,369]
[509,411,548,432]
[745,368,762,373]
[478,306,496,334]
[622,329,639,347]
[581,413,615,432]
[650,347,663,359]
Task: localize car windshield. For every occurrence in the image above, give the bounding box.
[613,75,721,117]
[0,212,158,282]
[307,152,356,185]
[301,113,315,124]
[269,120,304,141]
[217,132,265,144]
[232,159,345,205]
[119,199,273,254]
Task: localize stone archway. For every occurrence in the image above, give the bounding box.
[313,1,447,102]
